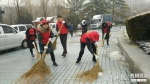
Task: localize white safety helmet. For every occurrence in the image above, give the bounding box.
[81,20,86,25]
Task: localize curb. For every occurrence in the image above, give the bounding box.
[117,29,150,84]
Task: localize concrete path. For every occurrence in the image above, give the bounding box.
[0,26,137,84]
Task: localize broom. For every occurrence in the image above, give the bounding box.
[100,33,106,47]
[32,42,40,58]
[20,40,51,81]
[77,44,102,82]
[52,23,64,50]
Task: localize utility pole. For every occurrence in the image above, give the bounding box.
[112,0,115,22]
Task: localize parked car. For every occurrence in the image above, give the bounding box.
[22,24,33,29]
[49,23,58,36]
[10,24,27,33]
[77,24,82,30]
[10,24,33,33]
[0,24,27,51]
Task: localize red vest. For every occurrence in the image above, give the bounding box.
[57,21,68,34]
[81,31,94,43]
[104,27,108,33]
[30,36,35,40]
[40,31,51,45]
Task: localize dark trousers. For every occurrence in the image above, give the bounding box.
[29,48,33,55]
[70,30,73,37]
[77,42,96,61]
[50,52,55,62]
[82,31,87,35]
[105,33,109,45]
[102,33,109,45]
[28,40,37,55]
[60,34,67,53]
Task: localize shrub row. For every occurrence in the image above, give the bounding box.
[125,11,150,41]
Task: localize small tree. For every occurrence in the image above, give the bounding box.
[66,0,86,30]
[109,0,129,21]
[19,7,33,24]
[13,0,22,24]
[40,0,50,19]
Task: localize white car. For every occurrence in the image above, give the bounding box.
[22,24,33,29]
[0,24,27,51]
[77,24,82,30]
[49,23,58,36]
[10,24,33,33]
[10,24,27,34]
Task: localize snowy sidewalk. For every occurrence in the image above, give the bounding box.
[0,28,136,84]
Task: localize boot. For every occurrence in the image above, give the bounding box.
[76,60,80,64]
[62,54,66,57]
[107,39,109,45]
[53,62,58,66]
[31,54,34,57]
[62,51,67,57]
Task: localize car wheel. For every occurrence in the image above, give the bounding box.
[21,40,27,49]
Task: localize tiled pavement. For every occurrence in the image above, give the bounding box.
[0,27,137,84]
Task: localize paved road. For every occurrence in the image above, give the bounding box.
[0,26,137,84]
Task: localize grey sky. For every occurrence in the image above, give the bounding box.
[145,0,150,2]
[0,0,150,6]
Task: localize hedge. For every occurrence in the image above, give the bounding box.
[125,11,150,41]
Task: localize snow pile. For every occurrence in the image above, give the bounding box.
[136,41,150,54]
[124,29,129,38]
[107,51,129,68]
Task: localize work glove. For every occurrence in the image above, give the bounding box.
[58,31,60,34]
[62,21,65,24]
[49,38,51,41]
[44,46,48,49]
[94,42,98,46]
[32,42,35,45]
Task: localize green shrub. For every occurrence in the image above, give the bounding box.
[125,11,150,41]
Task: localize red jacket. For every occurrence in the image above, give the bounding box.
[40,31,51,45]
[57,21,68,34]
[81,31,99,43]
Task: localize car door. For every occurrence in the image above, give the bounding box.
[25,24,33,29]
[2,26,21,49]
[50,23,57,36]
[18,26,26,34]
[0,26,6,51]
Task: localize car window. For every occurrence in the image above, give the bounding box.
[26,25,32,29]
[2,26,13,33]
[19,26,26,31]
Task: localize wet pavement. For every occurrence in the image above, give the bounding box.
[0,26,137,84]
